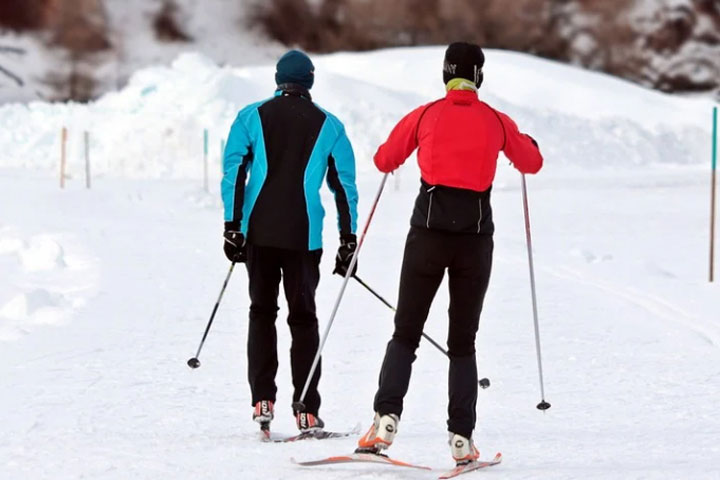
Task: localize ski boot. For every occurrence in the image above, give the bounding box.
[449,433,480,465]
[295,411,325,432]
[253,400,274,435]
[356,413,399,454]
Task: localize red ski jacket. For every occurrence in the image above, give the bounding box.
[374,89,543,235]
[374,90,543,191]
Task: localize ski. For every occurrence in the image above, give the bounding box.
[263,423,361,443]
[438,452,502,479]
[292,451,432,470]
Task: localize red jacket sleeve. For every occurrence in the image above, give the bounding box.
[497,111,543,174]
[373,105,427,173]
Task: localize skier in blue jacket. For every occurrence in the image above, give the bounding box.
[221,50,359,433]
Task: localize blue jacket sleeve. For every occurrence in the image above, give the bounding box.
[326,127,359,236]
[221,112,254,230]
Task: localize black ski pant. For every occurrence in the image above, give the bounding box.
[374,226,493,439]
[245,244,322,416]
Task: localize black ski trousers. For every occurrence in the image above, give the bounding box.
[374,226,493,439]
[245,243,323,415]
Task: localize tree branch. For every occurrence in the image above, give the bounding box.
[0,45,26,55]
[0,64,24,86]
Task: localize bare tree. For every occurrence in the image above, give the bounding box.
[154,0,193,42]
[0,0,52,31]
[46,0,111,101]
[0,46,25,86]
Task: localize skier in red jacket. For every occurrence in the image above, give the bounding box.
[357,42,543,465]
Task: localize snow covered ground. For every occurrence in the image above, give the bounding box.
[1,47,719,479]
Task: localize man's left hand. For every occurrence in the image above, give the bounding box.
[333,234,358,277]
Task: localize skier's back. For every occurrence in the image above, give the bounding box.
[358,42,543,465]
[221,50,360,435]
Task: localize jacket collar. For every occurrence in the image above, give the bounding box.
[275,83,312,101]
[445,89,478,103]
[445,90,477,100]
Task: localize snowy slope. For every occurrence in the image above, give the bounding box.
[1,48,720,479]
[0,47,716,178]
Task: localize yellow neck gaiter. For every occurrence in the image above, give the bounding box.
[446,78,478,92]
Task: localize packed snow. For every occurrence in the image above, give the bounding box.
[1,47,719,479]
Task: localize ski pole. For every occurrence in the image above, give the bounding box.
[353,275,448,355]
[293,174,389,412]
[352,274,490,389]
[187,262,236,369]
[521,174,551,411]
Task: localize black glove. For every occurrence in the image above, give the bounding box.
[333,234,357,277]
[223,230,247,263]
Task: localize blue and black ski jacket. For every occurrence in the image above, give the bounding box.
[221,84,358,251]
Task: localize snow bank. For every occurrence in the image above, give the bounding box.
[0,227,96,342]
[17,235,66,272]
[0,48,715,181]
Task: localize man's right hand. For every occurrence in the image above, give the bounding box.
[223,230,247,263]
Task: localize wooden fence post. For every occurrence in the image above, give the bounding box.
[203,128,209,193]
[710,106,717,282]
[60,127,67,189]
[84,131,91,189]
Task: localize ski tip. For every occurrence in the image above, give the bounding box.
[438,452,503,479]
[291,457,315,467]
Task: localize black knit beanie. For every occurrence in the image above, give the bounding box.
[443,42,485,88]
[275,50,315,90]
